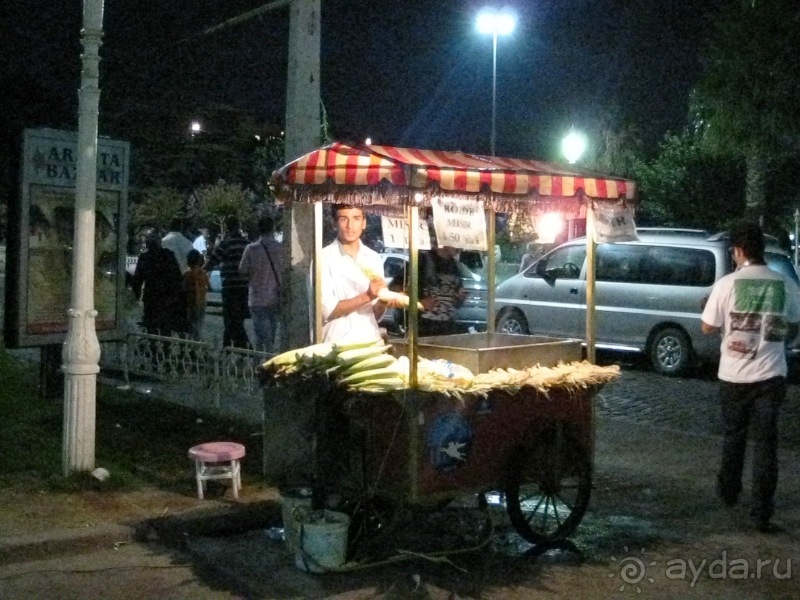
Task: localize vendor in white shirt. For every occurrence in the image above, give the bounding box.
[320,204,389,343]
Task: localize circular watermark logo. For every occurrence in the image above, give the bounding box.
[609,546,657,593]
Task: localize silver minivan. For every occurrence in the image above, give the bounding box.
[495,230,800,376]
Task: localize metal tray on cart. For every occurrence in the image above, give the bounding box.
[391,332,582,373]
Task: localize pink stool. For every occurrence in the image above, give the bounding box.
[188,442,245,499]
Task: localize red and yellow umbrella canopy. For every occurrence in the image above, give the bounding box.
[272,142,636,214]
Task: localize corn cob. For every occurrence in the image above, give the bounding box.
[356,262,383,281]
[332,338,383,353]
[356,261,424,310]
[340,354,397,376]
[347,377,406,393]
[376,288,425,310]
[339,366,402,385]
[262,343,334,370]
[335,345,391,367]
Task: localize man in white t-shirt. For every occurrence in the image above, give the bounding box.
[320,204,389,344]
[701,221,800,532]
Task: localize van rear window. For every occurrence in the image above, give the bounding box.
[597,245,716,287]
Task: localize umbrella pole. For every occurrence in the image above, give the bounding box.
[408,203,419,388]
[486,207,496,333]
[313,201,323,342]
[585,204,597,364]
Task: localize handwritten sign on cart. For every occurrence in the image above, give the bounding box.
[592,202,638,243]
[431,198,488,250]
[381,214,432,250]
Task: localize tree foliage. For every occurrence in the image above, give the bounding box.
[193,181,254,235]
[691,0,800,218]
[633,130,744,230]
[130,187,186,231]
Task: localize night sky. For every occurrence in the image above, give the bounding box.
[3,0,730,161]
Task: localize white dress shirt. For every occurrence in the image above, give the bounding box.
[319,239,384,344]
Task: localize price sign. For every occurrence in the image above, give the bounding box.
[380,215,432,250]
[431,198,487,250]
[593,203,638,243]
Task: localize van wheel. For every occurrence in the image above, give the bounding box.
[649,327,692,376]
[496,309,529,335]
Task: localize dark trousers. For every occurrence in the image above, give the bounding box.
[221,286,250,348]
[717,376,785,521]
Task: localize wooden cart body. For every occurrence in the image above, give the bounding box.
[348,385,596,506]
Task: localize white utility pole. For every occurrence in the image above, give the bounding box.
[62,0,104,475]
[282,0,321,350]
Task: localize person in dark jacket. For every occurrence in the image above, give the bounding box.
[132,232,187,336]
[205,215,250,348]
[388,243,468,337]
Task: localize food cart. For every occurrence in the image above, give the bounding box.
[266,142,636,553]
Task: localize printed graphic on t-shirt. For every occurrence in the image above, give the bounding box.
[730,312,762,333]
[725,279,788,359]
[733,279,785,313]
[764,314,789,342]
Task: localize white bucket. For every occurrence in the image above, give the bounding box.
[294,510,350,573]
[279,488,313,551]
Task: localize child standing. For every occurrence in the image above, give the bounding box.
[184,249,209,340]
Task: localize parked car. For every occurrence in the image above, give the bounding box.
[494,229,800,376]
[379,252,488,334]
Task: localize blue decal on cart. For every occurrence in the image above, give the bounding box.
[426,413,474,472]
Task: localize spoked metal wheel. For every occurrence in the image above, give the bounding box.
[504,424,592,544]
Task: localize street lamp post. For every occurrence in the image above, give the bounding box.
[63,0,104,475]
[477,9,515,156]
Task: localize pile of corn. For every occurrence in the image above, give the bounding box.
[412,360,619,399]
[260,339,406,393]
[470,361,620,396]
[260,341,620,398]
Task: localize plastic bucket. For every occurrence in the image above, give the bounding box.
[294,510,350,573]
[279,488,313,551]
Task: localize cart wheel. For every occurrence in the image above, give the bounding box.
[504,424,591,544]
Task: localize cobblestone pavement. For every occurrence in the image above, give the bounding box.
[595,352,800,448]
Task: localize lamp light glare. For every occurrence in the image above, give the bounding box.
[190,120,202,134]
[365,137,372,146]
[476,10,516,35]
[414,192,424,203]
[536,212,564,244]
[562,130,587,164]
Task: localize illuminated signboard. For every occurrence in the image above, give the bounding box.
[5,128,130,347]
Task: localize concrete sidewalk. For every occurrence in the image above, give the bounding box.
[2,414,799,599]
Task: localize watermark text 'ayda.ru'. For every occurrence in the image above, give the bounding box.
[610,547,791,592]
[665,551,791,587]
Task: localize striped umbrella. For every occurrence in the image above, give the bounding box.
[272,142,636,213]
